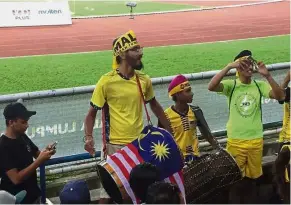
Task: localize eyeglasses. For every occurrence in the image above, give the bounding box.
[129,46,143,53]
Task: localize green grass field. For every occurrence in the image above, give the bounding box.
[68,1,198,16]
[0,35,289,95]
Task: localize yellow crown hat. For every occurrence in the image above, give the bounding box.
[112,30,139,70]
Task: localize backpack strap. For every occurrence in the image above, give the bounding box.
[253,80,263,122]
[228,79,237,111]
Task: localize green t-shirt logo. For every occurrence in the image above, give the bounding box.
[219,79,272,140]
[235,93,257,117]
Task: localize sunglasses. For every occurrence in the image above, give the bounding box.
[129,46,143,53]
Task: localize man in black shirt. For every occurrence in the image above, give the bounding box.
[0,102,55,204]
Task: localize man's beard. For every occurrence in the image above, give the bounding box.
[133,61,144,70]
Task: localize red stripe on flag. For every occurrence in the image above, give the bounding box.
[168,175,176,185]
[168,173,184,193]
[127,143,144,163]
[111,150,142,204]
[119,149,137,168]
[110,155,130,180]
[169,172,185,203]
[178,171,184,184]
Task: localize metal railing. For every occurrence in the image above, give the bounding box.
[0,62,289,158]
[0,62,289,103]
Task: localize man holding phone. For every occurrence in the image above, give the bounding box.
[0,102,56,204]
[208,50,285,203]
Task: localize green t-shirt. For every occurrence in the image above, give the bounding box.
[220,79,271,140]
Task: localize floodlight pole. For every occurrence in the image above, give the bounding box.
[129,6,134,19]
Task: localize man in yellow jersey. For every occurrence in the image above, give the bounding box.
[83,30,171,203]
[208,50,285,203]
[278,71,290,151]
[158,74,219,164]
[274,145,290,204]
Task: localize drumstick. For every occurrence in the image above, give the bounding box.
[190,105,221,149]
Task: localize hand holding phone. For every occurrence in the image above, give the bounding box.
[50,141,58,150]
[247,56,258,71]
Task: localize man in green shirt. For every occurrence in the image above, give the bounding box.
[208,50,285,203]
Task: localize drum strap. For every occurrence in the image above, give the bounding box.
[136,73,153,126]
[101,106,107,159]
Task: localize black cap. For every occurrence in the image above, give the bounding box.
[3,102,36,120]
[234,50,252,61]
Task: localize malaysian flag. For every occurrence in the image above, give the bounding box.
[106,125,185,204]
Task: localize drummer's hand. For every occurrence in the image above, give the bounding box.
[84,136,96,157]
[102,146,107,159]
[211,141,222,150]
[216,143,223,150]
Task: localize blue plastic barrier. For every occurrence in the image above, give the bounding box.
[39,151,101,204]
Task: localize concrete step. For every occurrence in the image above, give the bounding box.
[46,170,100,198]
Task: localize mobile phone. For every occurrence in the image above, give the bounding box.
[247,56,258,71]
[51,141,58,150]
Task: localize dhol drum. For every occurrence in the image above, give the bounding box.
[97,160,132,204]
[183,148,242,204]
[96,125,185,204]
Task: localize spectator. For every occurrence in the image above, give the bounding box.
[59,179,91,204]
[129,162,160,203]
[146,182,183,204]
[208,50,285,203]
[278,71,290,151]
[274,145,290,204]
[83,30,171,203]
[158,74,219,164]
[0,102,55,204]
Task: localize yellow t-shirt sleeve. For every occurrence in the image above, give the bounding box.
[256,80,272,98]
[90,76,107,109]
[145,76,155,102]
[220,79,235,97]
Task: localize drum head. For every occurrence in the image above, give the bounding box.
[97,165,123,204]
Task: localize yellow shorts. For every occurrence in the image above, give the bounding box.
[226,138,263,179]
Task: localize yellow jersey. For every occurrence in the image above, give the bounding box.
[163,106,200,158]
[281,145,290,183]
[90,70,155,145]
[279,102,290,143]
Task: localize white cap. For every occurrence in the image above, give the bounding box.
[0,190,26,204]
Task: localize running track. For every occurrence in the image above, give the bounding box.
[0,0,289,58]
